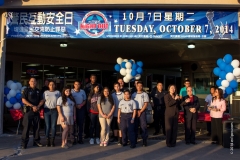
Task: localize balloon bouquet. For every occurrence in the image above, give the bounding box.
[114,57,143,88]
[213,54,240,98]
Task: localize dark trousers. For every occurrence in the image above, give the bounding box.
[165,113,178,146]
[134,111,148,142]
[76,107,85,141]
[44,108,58,138]
[206,122,211,133]
[211,117,223,145]
[185,114,197,143]
[21,110,40,145]
[84,108,90,137]
[89,113,100,138]
[120,113,135,145]
[153,107,165,134]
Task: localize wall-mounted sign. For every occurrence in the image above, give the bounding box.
[26,68,38,75]
[6,10,238,39]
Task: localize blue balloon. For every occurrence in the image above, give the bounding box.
[233,88,238,92]
[128,60,133,64]
[131,70,137,77]
[4,87,10,95]
[229,80,238,88]
[9,97,17,104]
[216,79,222,87]
[225,87,233,95]
[223,54,233,64]
[17,99,22,103]
[4,97,8,103]
[217,59,224,67]
[213,67,221,76]
[132,64,137,70]
[114,64,121,72]
[219,71,226,80]
[136,67,143,74]
[224,93,228,98]
[219,62,226,71]
[224,64,234,73]
[121,62,126,68]
[136,61,143,67]
[16,93,22,100]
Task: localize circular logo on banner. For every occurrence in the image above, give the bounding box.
[80,11,109,38]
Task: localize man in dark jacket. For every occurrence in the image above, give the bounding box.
[180,86,200,145]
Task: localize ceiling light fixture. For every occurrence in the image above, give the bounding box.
[60,42,67,47]
[188,43,195,49]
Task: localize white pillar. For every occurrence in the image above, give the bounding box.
[0,11,6,135]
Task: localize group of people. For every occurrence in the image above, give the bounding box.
[20,76,226,150]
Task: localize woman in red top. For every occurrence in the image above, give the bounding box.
[88,84,101,145]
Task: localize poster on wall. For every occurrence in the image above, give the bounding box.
[6,10,239,39]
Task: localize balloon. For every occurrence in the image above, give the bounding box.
[10,83,18,90]
[116,57,123,64]
[9,97,17,104]
[136,61,143,67]
[225,87,233,95]
[16,93,22,100]
[6,80,14,88]
[219,71,226,79]
[226,73,235,82]
[132,64,137,70]
[219,62,226,71]
[120,68,127,76]
[114,64,121,72]
[233,68,240,77]
[5,101,13,108]
[4,97,8,103]
[224,93,228,98]
[221,80,229,88]
[4,87,10,95]
[121,62,126,68]
[126,69,132,74]
[131,70,137,77]
[123,59,128,62]
[213,67,221,76]
[135,74,141,80]
[9,89,17,97]
[128,60,133,64]
[231,59,240,68]
[123,76,130,83]
[126,74,133,80]
[216,79,222,87]
[217,59,224,67]
[219,86,225,93]
[136,67,143,74]
[229,80,238,88]
[16,90,21,93]
[233,88,238,92]
[13,103,21,110]
[131,59,135,63]
[224,64,234,73]
[7,94,12,100]
[21,86,27,91]
[125,62,132,69]
[16,82,22,90]
[223,54,233,64]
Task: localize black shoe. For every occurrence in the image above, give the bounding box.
[78,140,84,144]
[153,132,159,135]
[130,145,136,148]
[50,138,55,147]
[186,142,190,145]
[46,138,50,147]
[142,140,147,147]
[122,143,127,147]
[191,142,197,145]
[110,137,118,143]
[33,141,43,147]
[171,144,176,147]
[167,144,171,147]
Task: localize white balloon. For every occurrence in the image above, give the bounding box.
[219,86,226,94]
[231,59,240,68]
[233,68,240,77]
[125,62,132,69]
[9,89,17,97]
[10,83,18,90]
[5,101,13,108]
[126,74,133,80]
[116,57,123,64]
[7,80,14,88]
[135,74,141,80]
[123,59,128,62]
[120,68,127,76]
[21,86,27,91]
[16,82,22,90]
[13,103,21,110]
[126,68,132,74]
[221,80,229,88]
[123,76,130,83]
[131,59,135,63]
[226,73,235,82]
[16,90,21,93]
[7,94,12,100]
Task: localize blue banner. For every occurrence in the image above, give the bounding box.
[6,10,239,39]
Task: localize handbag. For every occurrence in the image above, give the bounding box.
[39,108,44,119]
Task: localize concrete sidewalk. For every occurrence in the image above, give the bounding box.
[0,134,239,160]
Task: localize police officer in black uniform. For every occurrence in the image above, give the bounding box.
[21,77,44,149]
[151,82,167,135]
[84,74,102,139]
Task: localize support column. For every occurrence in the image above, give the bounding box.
[0,10,6,135]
